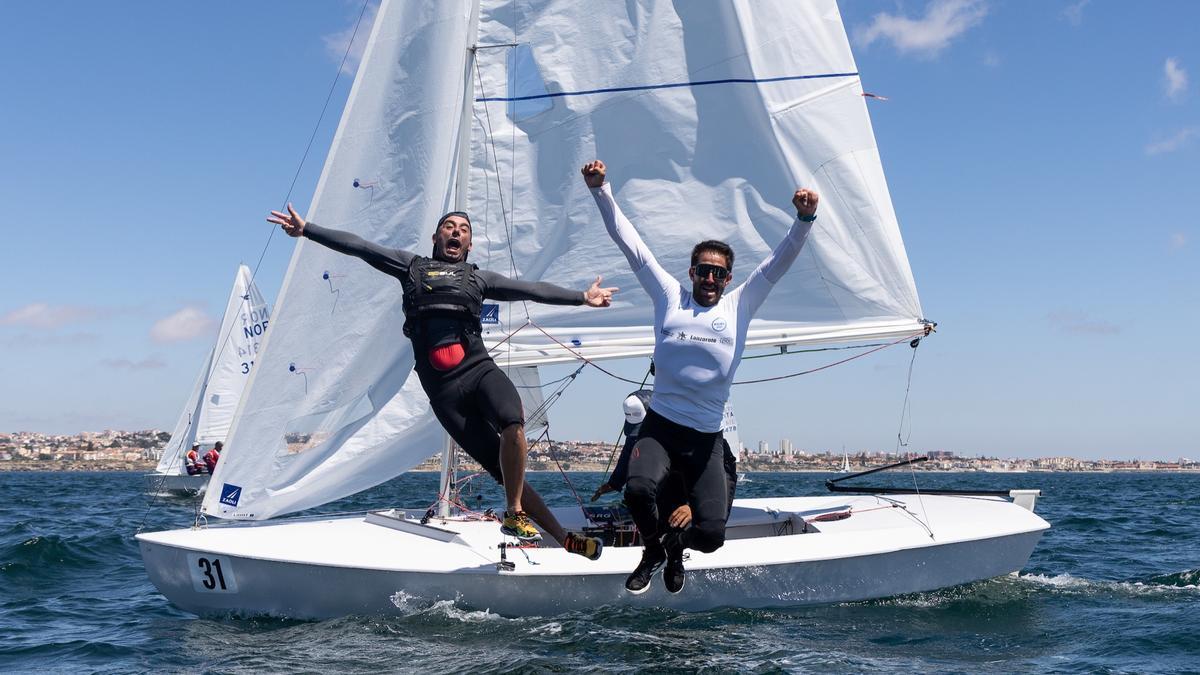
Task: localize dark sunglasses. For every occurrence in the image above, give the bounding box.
[692,263,729,280]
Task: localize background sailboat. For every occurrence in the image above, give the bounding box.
[144,264,270,495]
[138,0,1047,617]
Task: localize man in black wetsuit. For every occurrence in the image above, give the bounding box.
[268,204,615,560]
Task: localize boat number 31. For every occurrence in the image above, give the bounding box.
[187,553,239,593]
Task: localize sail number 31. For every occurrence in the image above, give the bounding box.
[186,553,239,593]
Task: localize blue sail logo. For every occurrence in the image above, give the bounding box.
[219,484,242,507]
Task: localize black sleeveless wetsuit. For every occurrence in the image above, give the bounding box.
[304,223,585,481]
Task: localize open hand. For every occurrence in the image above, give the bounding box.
[584,276,618,307]
[267,203,307,237]
[581,160,607,188]
[792,189,819,219]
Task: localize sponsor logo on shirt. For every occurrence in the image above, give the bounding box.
[711,317,727,332]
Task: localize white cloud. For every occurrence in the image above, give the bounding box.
[1165,57,1187,101]
[1047,311,1121,336]
[1169,232,1187,250]
[0,303,103,329]
[150,306,215,343]
[323,1,380,76]
[1145,127,1199,156]
[854,0,988,58]
[1063,0,1091,26]
[101,357,167,371]
[983,51,1001,68]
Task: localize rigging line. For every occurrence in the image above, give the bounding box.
[898,339,932,538]
[523,321,651,386]
[472,50,531,320]
[732,331,925,385]
[476,71,859,102]
[741,341,889,360]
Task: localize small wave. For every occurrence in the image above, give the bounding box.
[1018,572,1199,595]
[1146,569,1200,588]
[388,591,505,623]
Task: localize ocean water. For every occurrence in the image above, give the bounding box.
[1,470,1197,673]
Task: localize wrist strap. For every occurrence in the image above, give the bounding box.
[797,213,817,223]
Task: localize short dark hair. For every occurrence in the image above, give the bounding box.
[691,240,734,270]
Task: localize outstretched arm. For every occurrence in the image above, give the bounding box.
[581,160,675,296]
[267,203,414,279]
[739,188,819,315]
[477,271,617,307]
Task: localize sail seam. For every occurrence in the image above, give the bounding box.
[476,72,858,102]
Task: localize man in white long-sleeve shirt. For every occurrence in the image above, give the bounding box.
[581,159,818,594]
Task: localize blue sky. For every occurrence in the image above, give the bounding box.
[1,1,1196,460]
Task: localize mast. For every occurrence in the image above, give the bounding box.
[437,0,483,517]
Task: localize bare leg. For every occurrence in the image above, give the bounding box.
[519,484,568,546]
[499,423,527,514]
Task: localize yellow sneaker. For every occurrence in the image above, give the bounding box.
[564,532,604,561]
[501,511,542,542]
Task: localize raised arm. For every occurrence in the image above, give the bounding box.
[478,272,617,307]
[738,189,819,315]
[268,203,414,279]
[581,160,676,296]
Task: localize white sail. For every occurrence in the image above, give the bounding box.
[195,265,271,445]
[154,349,212,475]
[469,0,924,367]
[203,2,476,519]
[205,0,925,520]
[153,265,269,476]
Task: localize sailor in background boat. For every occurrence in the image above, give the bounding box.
[185,442,204,476]
[269,204,615,560]
[592,390,738,540]
[203,441,222,474]
[582,159,817,594]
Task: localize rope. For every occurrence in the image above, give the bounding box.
[733,331,925,384]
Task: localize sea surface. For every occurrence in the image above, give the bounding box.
[1,470,1197,673]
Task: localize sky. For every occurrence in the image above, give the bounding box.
[1,1,1196,461]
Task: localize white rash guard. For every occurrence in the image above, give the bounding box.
[590,183,813,432]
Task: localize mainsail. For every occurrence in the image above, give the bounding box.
[204,0,924,520]
[154,265,270,475]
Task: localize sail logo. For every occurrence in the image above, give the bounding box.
[219,484,242,507]
[480,303,500,325]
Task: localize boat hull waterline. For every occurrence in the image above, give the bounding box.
[138,493,1048,618]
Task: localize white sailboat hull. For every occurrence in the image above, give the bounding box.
[138,493,1048,618]
[143,472,210,496]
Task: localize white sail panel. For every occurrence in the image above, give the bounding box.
[202,0,475,519]
[195,265,270,445]
[154,348,212,475]
[468,0,925,364]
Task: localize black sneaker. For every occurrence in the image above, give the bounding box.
[625,544,667,595]
[663,550,686,594]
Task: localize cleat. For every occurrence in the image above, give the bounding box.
[625,543,667,595]
[501,511,543,542]
[564,532,604,561]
